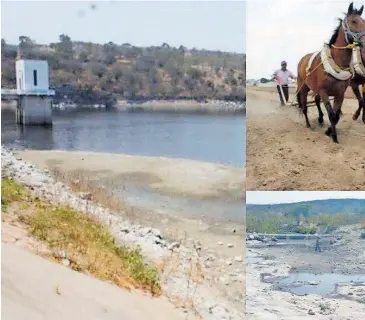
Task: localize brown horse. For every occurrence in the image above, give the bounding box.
[350,47,365,122]
[296,3,365,143]
[316,49,365,125]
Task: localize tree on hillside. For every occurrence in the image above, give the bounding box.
[288,204,312,226]
[1,37,246,101]
[18,36,34,56]
[57,34,73,59]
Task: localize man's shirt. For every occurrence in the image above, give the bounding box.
[272,69,295,85]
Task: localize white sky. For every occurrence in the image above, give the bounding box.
[246,0,363,79]
[246,191,365,204]
[1,0,246,53]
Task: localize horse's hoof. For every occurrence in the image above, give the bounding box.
[325,128,332,136]
[353,114,360,121]
[333,138,339,144]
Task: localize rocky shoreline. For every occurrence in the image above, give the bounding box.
[246,237,365,319]
[115,99,246,113]
[1,146,244,320]
[49,99,246,113]
[2,99,246,113]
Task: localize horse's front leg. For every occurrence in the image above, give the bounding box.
[320,90,341,143]
[314,94,324,126]
[352,84,364,121]
[327,94,345,143]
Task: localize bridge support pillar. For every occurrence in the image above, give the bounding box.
[16,96,52,126]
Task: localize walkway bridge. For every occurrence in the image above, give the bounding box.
[1,88,55,100]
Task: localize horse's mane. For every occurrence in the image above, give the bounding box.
[328,18,343,46]
[328,8,364,46]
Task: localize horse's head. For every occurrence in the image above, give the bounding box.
[343,2,365,47]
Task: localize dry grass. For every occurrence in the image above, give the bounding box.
[49,167,139,221]
[3,170,226,316]
[1,178,161,296]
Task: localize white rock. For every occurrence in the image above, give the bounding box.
[62,259,70,267]
[234,256,243,263]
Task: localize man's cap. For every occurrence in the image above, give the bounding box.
[281,61,287,65]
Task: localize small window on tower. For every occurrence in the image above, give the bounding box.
[33,70,38,86]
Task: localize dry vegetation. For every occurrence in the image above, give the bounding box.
[2,36,246,105]
[1,178,161,296]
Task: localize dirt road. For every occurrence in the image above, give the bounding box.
[1,243,188,320]
[246,86,365,191]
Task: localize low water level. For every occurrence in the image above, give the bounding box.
[123,184,244,223]
[1,109,246,167]
[2,108,246,222]
[274,272,365,296]
[247,252,365,297]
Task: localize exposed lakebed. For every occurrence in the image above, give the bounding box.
[247,248,365,302]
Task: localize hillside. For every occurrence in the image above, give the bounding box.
[246,199,365,234]
[1,36,246,106]
[247,199,365,216]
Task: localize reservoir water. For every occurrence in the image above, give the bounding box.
[2,107,246,223]
[1,108,246,167]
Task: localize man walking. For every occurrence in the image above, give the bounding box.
[272,61,296,106]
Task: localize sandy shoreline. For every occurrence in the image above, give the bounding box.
[2,147,245,319]
[14,149,245,202]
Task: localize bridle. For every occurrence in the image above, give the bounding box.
[342,16,365,47]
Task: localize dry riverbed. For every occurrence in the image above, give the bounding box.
[1,147,245,319]
[246,225,365,319]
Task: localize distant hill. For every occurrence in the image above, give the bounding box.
[1,36,245,106]
[246,199,365,216]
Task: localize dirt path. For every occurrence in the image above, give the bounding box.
[1,242,188,320]
[246,87,365,191]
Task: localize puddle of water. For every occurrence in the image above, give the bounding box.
[246,251,265,264]
[274,272,365,296]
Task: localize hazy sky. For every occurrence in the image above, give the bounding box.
[246,0,362,79]
[1,0,246,53]
[246,191,365,205]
